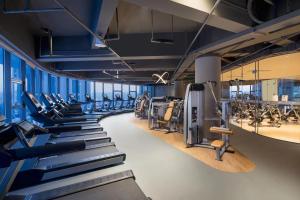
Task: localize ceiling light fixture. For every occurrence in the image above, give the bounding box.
[152,72,169,84]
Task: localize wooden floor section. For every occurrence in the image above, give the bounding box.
[131,117,256,173]
[231,119,300,143]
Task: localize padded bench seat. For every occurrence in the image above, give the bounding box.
[209,127,234,161]
[211,140,225,148]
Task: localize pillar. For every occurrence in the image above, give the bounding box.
[195,56,221,138]
[174,80,188,99]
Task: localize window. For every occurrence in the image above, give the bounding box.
[103,83,113,100]
[72,79,78,99]
[141,85,152,97]
[137,85,142,96]
[0,49,4,115]
[114,83,122,99]
[25,65,34,93]
[78,80,85,102]
[122,84,129,100]
[129,85,137,98]
[35,68,42,100]
[60,77,67,100]
[25,65,34,121]
[89,81,95,100]
[230,84,256,98]
[50,75,58,94]
[95,82,103,109]
[11,53,23,122]
[143,85,147,93]
[95,82,103,101]
[68,78,73,97]
[42,71,49,93]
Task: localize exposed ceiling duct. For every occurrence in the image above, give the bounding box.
[150,10,174,45]
[247,0,275,24]
[105,8,120,41]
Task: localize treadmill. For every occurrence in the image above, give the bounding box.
[0,120,126,190]
[17,120,111,145]
[5,170,150,200]
[41,93,100,122]
[23,92,102,130]
[57,94,83,112]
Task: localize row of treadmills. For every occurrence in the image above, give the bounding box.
[0,92,150,200]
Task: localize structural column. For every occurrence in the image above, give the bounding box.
[174,80,188,98]
[195,56,221,137]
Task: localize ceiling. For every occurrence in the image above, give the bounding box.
[0,0,300,84]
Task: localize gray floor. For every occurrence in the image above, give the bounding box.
[101,113,300,200]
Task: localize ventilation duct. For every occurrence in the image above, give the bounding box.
[247,0,276,24]
[151,10,174,45]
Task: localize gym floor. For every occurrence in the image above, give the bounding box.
[231,119,300,143]
[101,113,300,200]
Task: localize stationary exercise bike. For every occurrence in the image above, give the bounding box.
[281,104,300,122]
[248,104,281,128]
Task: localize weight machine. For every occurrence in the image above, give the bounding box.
[183,82,233,161]
[148,96,183,133]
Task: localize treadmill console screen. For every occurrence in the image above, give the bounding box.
[29,93,43,108]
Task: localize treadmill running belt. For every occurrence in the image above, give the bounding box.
[54,178,148,200]
[37,144,120,169]
[6,170,149,200]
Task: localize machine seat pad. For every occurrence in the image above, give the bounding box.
[211,140,225,149]
[163,101,175,121]
[210,127,233,135]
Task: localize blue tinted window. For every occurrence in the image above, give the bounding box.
[11,54,21,79]
[50,75,58,94]
[25,65,34,121]
[42,72,49,93]
[0,49,4,115]
[60,77,67,100]
[25,65,34,93]
[95,82,103,101]
[78,80,85,101]
[122,84,129,100]
[147,86,153,97]
[137,85,142,96]
[10,53,23,122]
[35,68,42,99]
[114,83,122,100]
[129,85,137,98]
[88,81,95,99]
[72,79,77,98]
[95,82,102,108]
[68,78,72,96]
[103,83,113,99]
